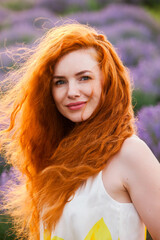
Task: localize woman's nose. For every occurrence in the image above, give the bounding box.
[67,81,80,98]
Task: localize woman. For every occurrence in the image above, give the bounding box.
[0,23,160,240]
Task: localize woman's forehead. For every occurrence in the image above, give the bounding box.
[54,48,99,75]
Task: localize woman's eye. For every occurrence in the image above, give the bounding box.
[55,80,66,85]
[81,76,91,81]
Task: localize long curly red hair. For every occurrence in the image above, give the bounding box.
[0,23,136,240]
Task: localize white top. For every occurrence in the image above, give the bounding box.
[40,170,146,240]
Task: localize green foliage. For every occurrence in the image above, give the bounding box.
[0,157,5,175]
[0,22,11,32]
[62,5,82,15]
[87,0,102,11]
[124,0,160,8]
[0,0,33,11]
[0,149,7,175]
[145,6,160,22]
[0,35,34,48]
[147,231,153,240]
[132,89,159,114]
[62,0,102,15]
[0,149,11,175]
[0,214,15,240]
[143,0,160,7]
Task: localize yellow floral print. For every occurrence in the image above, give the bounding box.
[43,229,51,240]
[145,227,147,240]
[84,218,112,240]
[43,229,63,240]
[52,237,64,240]
[44,218,114,240]
[43,218,147,240]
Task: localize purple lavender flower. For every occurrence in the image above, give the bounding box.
[0,169,12,203]
[0,23,41,48]
[68,17,153,45]
[0,45,31,70]
[0,44,33,94]
[137,104,160,161]
[0,47,15,70]
[131,57,160,95]
[100,20,152,44]
[68,3,160,36]
[0,72,5,85]
[0,6,11,29]
[35,0,88,13]
[116,38,160,66]
[10,7,58,30]
[102,4,160,34]
[0,171,9,191]
[0,167,20,194]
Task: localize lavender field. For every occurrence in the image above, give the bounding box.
[0,0,160,239]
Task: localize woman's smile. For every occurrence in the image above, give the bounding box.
[66,101,86,110]
[52,48,103,122]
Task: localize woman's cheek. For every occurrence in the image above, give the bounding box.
[82,83,94,97]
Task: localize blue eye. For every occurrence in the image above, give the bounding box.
[55,80,66,85]
[81,76,91,81]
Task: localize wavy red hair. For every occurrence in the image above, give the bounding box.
[0,23,136,240]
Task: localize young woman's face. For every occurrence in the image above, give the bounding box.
[51,48,103,122]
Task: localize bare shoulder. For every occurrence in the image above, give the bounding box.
[120,134,149,156]
[118,134,159,168]
[118,135,160,240]
[118,134,160,185]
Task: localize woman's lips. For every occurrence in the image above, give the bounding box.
[66,101,86,110]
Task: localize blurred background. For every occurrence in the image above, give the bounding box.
[0,0,160,239]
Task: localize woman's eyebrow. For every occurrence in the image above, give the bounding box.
[53,70,92,79]
[53,75,65,79]
[75,70,92,76]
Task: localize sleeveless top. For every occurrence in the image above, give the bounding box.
[40,170,146,240]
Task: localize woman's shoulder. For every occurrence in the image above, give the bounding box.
[122,134,146,149]
[117,138,160,240]
[119,134,152,163]
[104,134,152,175]
[117,134,160,195]
[113,134,160,180]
